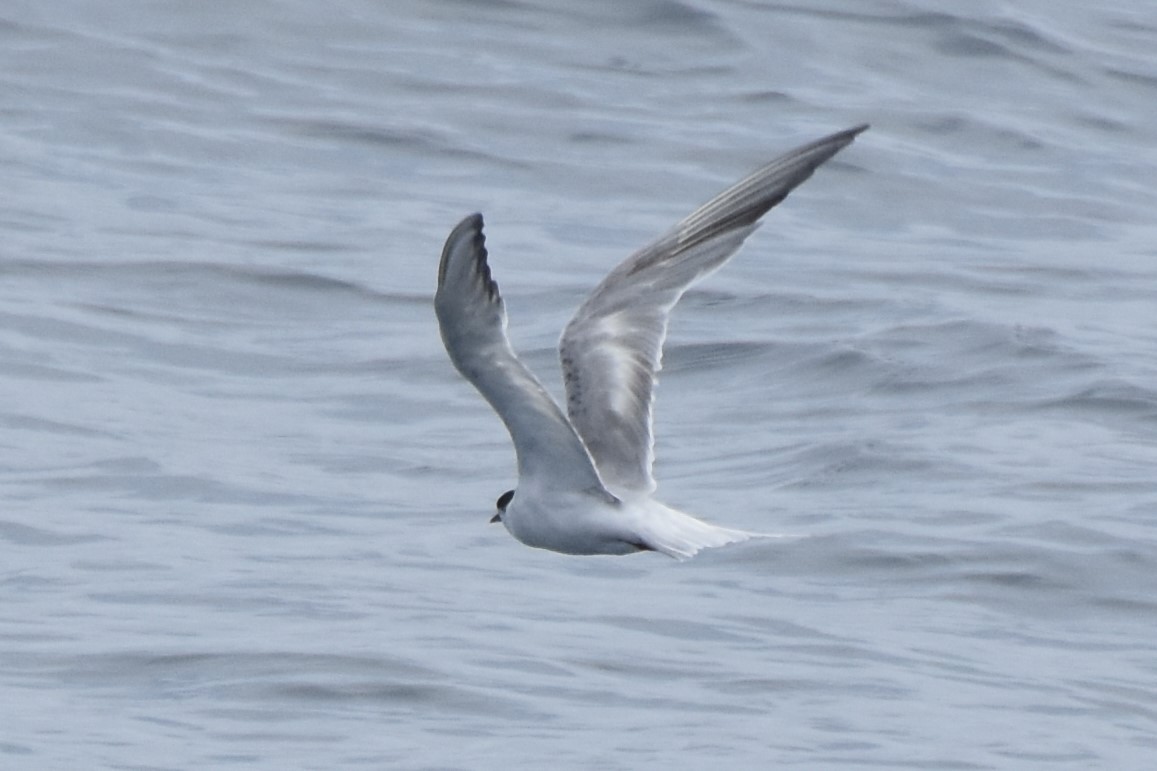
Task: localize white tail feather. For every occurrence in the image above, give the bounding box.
[640,505,776,561]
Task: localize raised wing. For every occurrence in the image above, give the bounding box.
[560,124,868,496]
[435,213,609,494]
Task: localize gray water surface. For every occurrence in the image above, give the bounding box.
[3,1,1157,768]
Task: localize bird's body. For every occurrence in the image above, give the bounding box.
[501,487,751,558]
[435,124,867,559]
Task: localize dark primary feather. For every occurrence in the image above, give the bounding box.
[627,124,868,276]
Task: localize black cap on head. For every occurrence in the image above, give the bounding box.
[491,489,514,523]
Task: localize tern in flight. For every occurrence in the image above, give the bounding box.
[435,124,867,559]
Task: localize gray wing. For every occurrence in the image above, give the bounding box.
[559,124,868,496]
[435,213,609,494]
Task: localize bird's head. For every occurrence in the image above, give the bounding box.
[491,489,514,523]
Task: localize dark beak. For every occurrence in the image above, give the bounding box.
[490,513,502,524]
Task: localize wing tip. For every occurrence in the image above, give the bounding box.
[437,210,506,313]
[821,122,870,155]
[437,211,487,289]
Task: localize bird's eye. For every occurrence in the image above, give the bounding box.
[496,489,515,511]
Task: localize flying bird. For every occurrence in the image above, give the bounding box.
[435,124,867,559]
